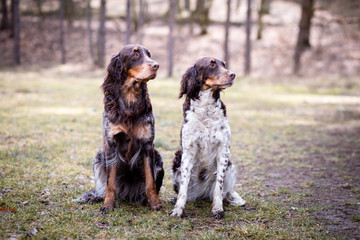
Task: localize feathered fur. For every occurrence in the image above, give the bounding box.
[76,45,164,212]
[170,57,246,219]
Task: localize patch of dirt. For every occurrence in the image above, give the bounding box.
[248,125,360,239]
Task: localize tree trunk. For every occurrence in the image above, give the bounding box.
[236,0,241,10]
[184,0,190,10]
[97,0,106,67]
[244,0,251,75]
[137,0,145,44]
[35,0,44,18]
[64,0,75,28]
[87,0,94,63]
[59,0,66,64]
[168,0,175,77]
[12,0,19,64]
[224,0,231,66]
[256,0,265,40]
[193,0,211,35]
[131,0,138,33]
[126,0,131,44]
[263,0,271,14]
[1,0,9,30]
[293,0,314,74]
[10,0,14,37]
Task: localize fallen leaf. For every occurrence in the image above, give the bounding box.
[0,207,16,212]
[18,200,29,207]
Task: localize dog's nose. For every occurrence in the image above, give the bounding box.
[228,72,236,79]
[151,62,159,70]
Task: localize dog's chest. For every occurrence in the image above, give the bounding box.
[182,91,230,152]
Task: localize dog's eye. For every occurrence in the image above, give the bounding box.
[210,62,216,68]
[134,52,140,58]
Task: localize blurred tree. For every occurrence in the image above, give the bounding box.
[137,0,146,44]
[294,0,314,74]
[236,0,241,9]
[60,0,66,64]
[257,0,267,40]
[184,0,190,10]
[87,0,94,63]
[64,0,75,28]
[10,0,13,37]
[126,0,131,44]
[131,0,138,33]
[168,0,175,77]
[34,0,44,18]
[263,0,271,14]
[193,0,212,35]
[244,0,251,75]
[1,0,9,30]
[97,0,106,67]
[12,0,19,64]
[224,0,231,66]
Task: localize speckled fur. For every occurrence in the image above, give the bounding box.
[76,45,164,210]
[170,57,246,219]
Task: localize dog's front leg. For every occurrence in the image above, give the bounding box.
[100,161,117,213]
[211,144,230,219]
[144,155,162,210]
[170,149,195,218]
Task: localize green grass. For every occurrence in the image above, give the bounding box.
[1,68,359,239]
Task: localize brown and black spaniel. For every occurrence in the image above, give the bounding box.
[77,45,164,213]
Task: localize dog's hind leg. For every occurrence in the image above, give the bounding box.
[224,164,246,206]
[75,149,106,203]
[93,149,106,200]
[153,149,164,194]
[226,191,246,206]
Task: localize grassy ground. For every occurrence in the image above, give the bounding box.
[1,67,359,239]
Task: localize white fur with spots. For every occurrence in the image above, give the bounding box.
[170,89,246,218]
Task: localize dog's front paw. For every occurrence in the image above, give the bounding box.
[150,203,163,211]
[169,208,183,218]
[148,198,163,211]
[211,209,225,219]
[99,202,115,214]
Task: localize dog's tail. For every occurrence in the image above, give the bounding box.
[75,189,103,203]
[75,149,106,203]
[154,149,164,194]
[172,149,183,194]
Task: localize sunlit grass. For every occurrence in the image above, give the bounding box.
[1,68,359,239]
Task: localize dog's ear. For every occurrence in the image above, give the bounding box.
[102,54,124,93]
[179,65,201,99]
[101,54,124,122]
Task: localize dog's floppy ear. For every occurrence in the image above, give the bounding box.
[102,54,124,93]
[179,65,201,99]
[101,54,124,122]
